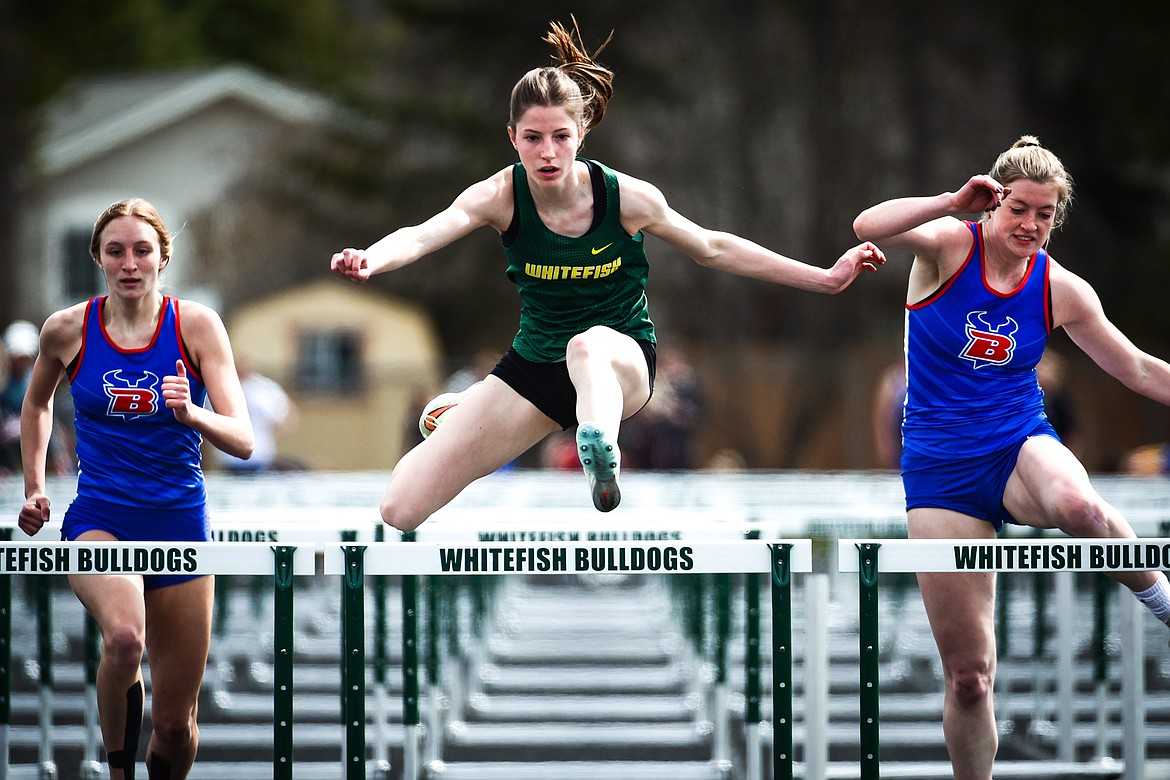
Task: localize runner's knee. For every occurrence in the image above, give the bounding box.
[946,663,994,709]
[565,331,597,367]
[567,326,621,364]
[102,623,146,672]
[148,710,196,754]
[380,497,425,532]
[1051,492,1111,536]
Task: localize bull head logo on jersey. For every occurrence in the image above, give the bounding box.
[103,369,161,419]
[960,311,1019,369]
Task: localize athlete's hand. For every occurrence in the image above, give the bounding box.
[163,359,195,423]
[331,248,371,283]
[951,175,1010,215]
[824,241,887,293]
[18,493,51,536]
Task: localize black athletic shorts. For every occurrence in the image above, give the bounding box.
[490,339,657,430]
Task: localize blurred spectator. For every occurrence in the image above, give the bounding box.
[1,321,39,410]
[1037,349,1079,455]
[0,339,18,473]
[621,346,704,470]
[1121,443,1170,476]
[443,348,499,394]
[215,357,298,473]
[2,321,65,474]
[540,430,581,470]
[872,359,906,470]
[704,447,747,471]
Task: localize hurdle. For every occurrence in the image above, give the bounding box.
[400,507,775,769]
[839,537,1164,780]
[324,535,811,780]
[0,540,315,779]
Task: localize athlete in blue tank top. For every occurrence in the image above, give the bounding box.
[18,199,253,780]
[855,137,1170,780]
[71,295,209,509]
[903,220,1051,460]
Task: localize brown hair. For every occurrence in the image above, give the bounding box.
[508,17,615,135]
[988,135,1075,227]
[90,198,172,269]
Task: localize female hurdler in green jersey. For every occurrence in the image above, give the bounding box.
[330,18,885,527]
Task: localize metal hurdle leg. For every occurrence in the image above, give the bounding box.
[1119,588,1144,780]
[671,573,709,725]
[372,568,391,776]
[1030,565,1055,738]
[341,544,368,780]
[856,543,881,780]
[803,574,830,780]
[372,526,394,780]
[35,576,57,780]
[273,545,297,780]
[399,528,424,780]
[80,615,102,779]
[692,574,710,725]
[425,572,444,766]
[1092,574,1112,764]
[1056,574,1075,762]
[713,572,732,768]
[745,547,763,780]
[443,576,465,725]
[770,543,794,780]
[402,566,421,780]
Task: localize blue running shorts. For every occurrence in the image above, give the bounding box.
[902,419,1060,532]
[61,495,211,590]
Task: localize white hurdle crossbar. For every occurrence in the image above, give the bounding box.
[839,537,1165,780]
[0,540,315,577]
[324,537,813,780]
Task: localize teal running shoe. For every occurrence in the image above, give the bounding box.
[576,423,621,512]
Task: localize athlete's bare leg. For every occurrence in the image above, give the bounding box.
[380,376,559,531]
[143,575,214,778]
[1005,435,1161,591]
[908,509,998,780]
[69,532,148,780]
[565,326,650,510]
[565,325,651,427]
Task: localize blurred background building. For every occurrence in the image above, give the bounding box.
[8,63,440,471]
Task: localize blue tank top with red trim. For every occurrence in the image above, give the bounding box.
[69,296,208,508]
[902,221,1051,458]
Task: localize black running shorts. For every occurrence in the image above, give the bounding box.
[490,339,656,430]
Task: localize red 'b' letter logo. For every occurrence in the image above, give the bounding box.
[103,370,160,419]
[960,311,1018,369]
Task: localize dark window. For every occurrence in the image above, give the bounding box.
[64,227,101,300]
[296,328,364,394]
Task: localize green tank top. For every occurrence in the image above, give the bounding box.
[501,159,655,363]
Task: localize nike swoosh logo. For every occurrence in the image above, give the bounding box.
[591,243,614,255]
